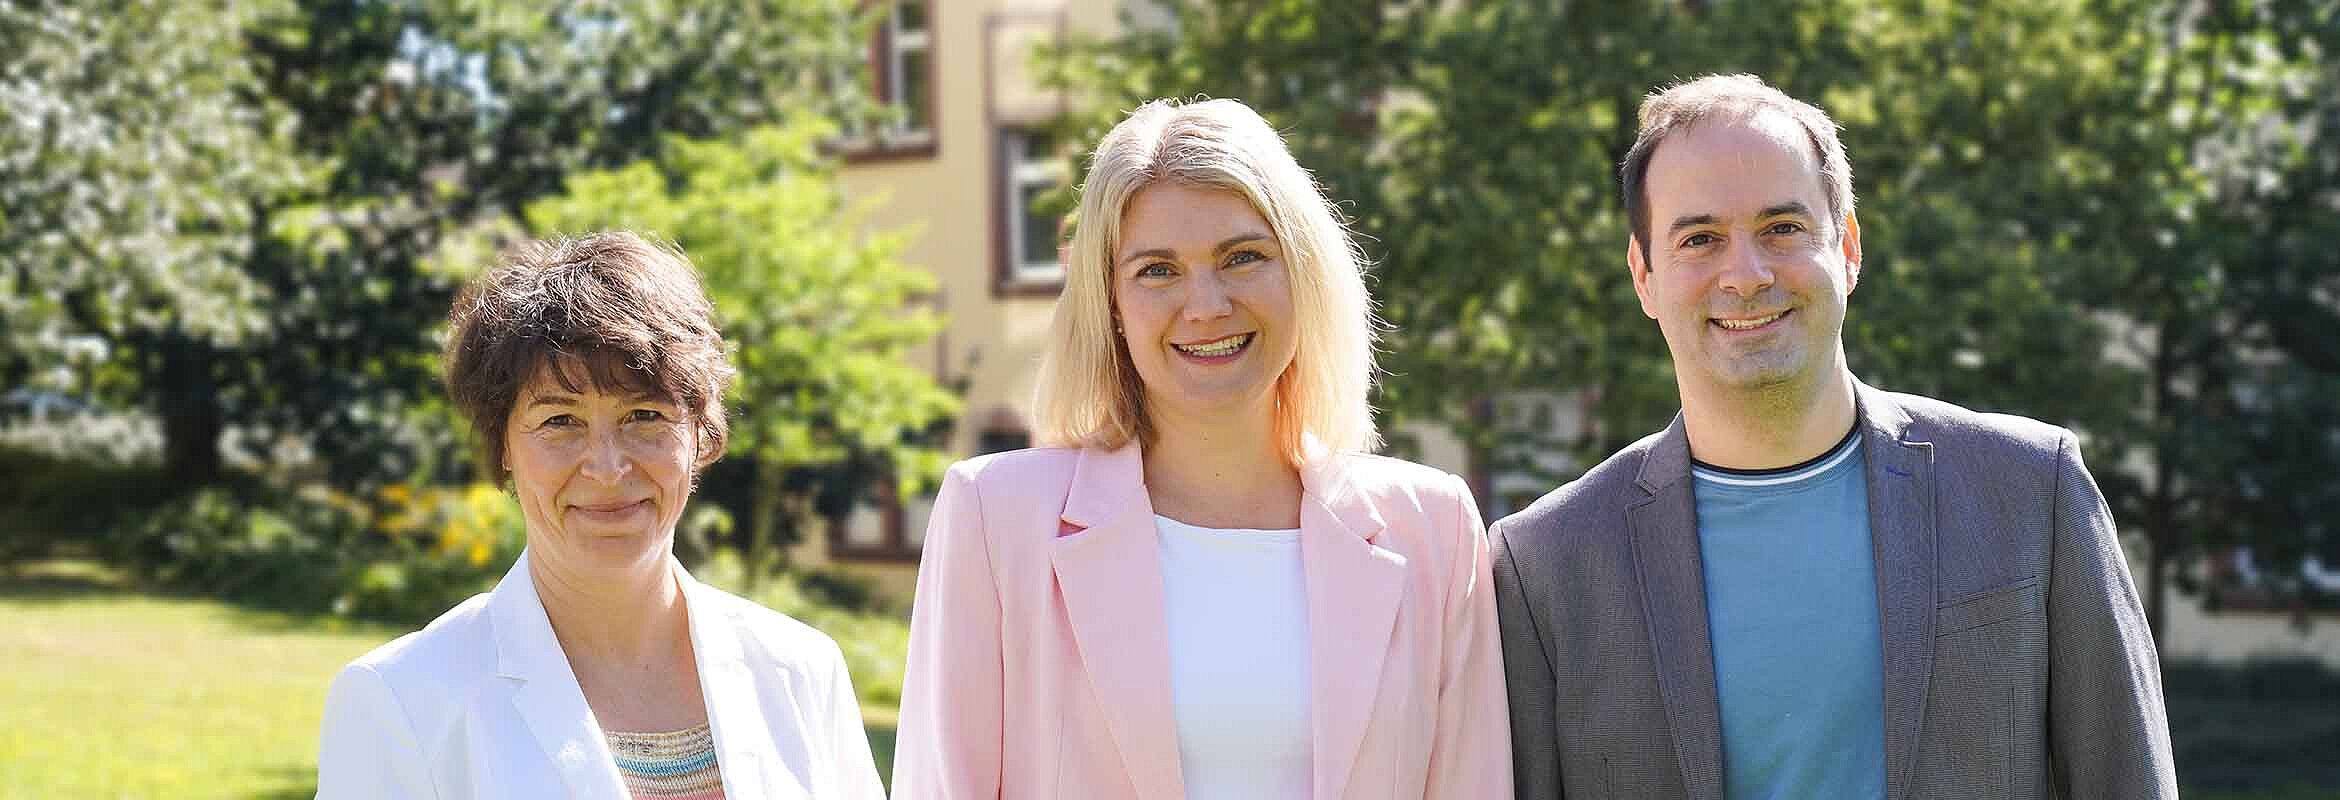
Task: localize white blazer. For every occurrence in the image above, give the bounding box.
[316,551,885,800]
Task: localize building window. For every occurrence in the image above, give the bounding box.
[878,1,934,143]
[828,472,919,562]
[837,1,935,159]
[1000,128,1067,289]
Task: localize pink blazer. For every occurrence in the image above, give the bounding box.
[890,444,1512,799]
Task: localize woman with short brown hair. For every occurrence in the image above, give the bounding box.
[318,231,883,800]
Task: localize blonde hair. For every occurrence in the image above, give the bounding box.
[1033,98,1380,466]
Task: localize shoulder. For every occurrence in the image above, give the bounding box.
[687,583,848,678]
[1494,427,1664,546]
[1322,452,1481,566]
[933,446,1085,533]
[945,446,1081,488]
[1884,390,2072,460]
[330,591,500,720]
[1327,451,1471,505]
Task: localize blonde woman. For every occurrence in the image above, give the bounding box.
[890,99,1511,799]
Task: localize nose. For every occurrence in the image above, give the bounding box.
[578,428,632,485]
[1182,268,1234,322]
[1715,238,1775,298]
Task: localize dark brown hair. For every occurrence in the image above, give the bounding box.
[444,232,734,480]
[1619,74,1855,257]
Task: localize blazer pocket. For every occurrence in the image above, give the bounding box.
[1935,577,2041,636]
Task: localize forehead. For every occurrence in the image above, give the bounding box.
[513,353,667,406]
[1117,183,1273,257]
[1645,112,1827,220]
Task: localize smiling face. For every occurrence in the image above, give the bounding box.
[1113,182,1300,429]
[503,360,698,579]
[1630,112,1863,403]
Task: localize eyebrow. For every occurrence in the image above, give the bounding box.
[521,391,666,410]
[1665,214,1721,236]
[1665,202,1815,237]
[1117,232,1274,267]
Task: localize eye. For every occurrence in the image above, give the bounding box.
[542,413,581,428]
[1680,232,1720,249]
[627,408,670,424]
[1764,221,1806,236]
[1225,249,1266,267]
[1136,262,1176,279]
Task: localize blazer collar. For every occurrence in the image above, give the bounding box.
[490,552,794,800]
[1050,442,1403,800]
[1623,379,1939,800]
[490,552,631,800]
[1634,413,1695,496]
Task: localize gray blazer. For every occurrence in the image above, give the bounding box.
[1490,382,2176,799]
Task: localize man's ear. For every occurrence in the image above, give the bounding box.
[1840,212,1864,293]
[1629,236,1659,320]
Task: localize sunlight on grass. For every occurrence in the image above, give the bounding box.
[0,565,400,798]
[0,562,898,797]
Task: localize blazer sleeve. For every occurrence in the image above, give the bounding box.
[2044,431,2178,798]
[1423,473,1516,799]
[1490,517,1562,799]
[890,462,1005,799]
[316,662,439,800]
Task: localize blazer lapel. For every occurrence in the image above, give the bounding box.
[1298,456,1406,800]
[1051,445,1186,800]
[1856,383,1937,800]
[679,561,796,800]
[1626,415,1725,800]
[491,552,630,800]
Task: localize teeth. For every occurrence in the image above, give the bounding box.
[1175,333,1251,357]
[1714,312,1784,331]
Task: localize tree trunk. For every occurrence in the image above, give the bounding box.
[2143,321,2176,652]
[156,335,224,485]
[2147,522,2169,652]
[748,463,779,591]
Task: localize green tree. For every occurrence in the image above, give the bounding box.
[0,0,309,481]
[1046,0,2340,637]
[5,0,879,488]
[524,120,958,575]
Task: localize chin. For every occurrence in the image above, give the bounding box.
[565,529,673,568]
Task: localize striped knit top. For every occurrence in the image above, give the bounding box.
[606,723,725,800]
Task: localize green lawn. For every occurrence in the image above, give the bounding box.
[0,561,895,799]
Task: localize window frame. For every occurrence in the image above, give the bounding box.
[840,0,938,162]
[995,127,1069,293]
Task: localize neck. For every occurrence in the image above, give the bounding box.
[1681,367,1858,470]
[528,550,689,668]
[1142,395,1303,529]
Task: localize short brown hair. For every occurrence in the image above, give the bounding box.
[444,232,734,480]
[1619,74,1855,256]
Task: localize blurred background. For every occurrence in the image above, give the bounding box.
[3,0,2337,797]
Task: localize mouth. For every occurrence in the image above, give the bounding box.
[569,498,650,522]
[1710,309,1790,332]
[1171,332,1255,362]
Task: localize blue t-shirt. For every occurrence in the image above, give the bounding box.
[1692,429,1887,800]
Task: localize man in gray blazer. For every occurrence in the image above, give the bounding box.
[1490,74,2177,799]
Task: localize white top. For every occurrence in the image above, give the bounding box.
[1155,515,1313,800]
